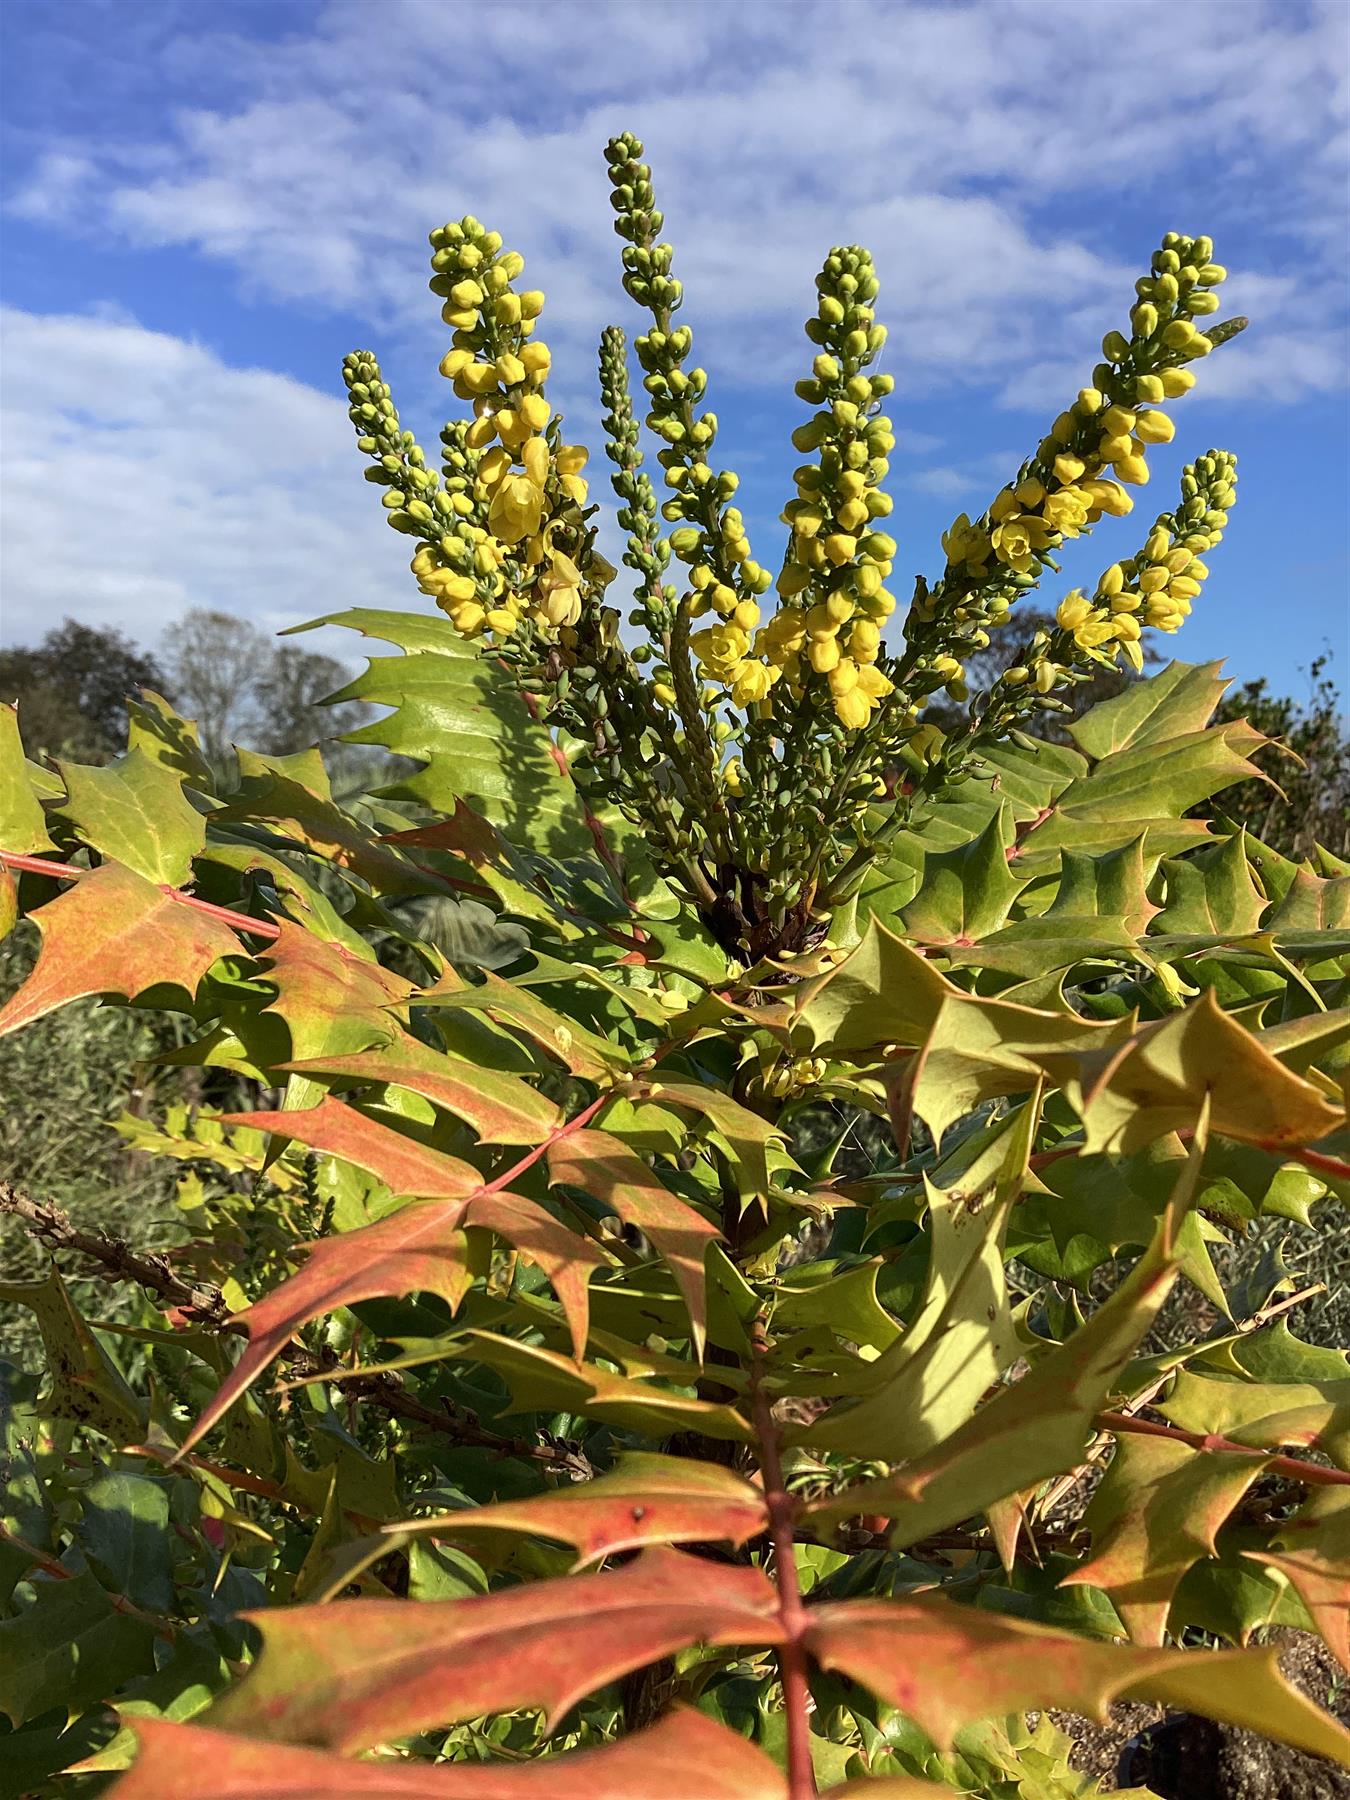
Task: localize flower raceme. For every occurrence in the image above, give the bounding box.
[344,139,1247,949]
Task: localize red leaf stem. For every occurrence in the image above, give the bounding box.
[1098,1411,1350,1488]
[0,850,281,942]
[750,1315,817,1799]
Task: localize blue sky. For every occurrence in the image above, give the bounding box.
[2,0,1347,702]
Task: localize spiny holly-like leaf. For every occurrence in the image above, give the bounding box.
[803,1122,1204,1537]
[1151,831,1267,937]
[1245,1498,1350,1670]
[220,745,433,897]
[385,802,579,931]
[1043,834,1160,937]
[395,1452,768,1566]
[549,1128,720,1353]
[1031,718,1271,832]
[1060,1433,1272,1644]
[180,1101,607,1449]
[250,919,412,1068]
[1059,988,1344,1153]
[305,608,595,861]
[445,1331,753,1441]
[805,1589,1350,1764]
[1266,865,1350,931]
[0,861,240,1038]
[111,1706,800,1799]
[76,1471,176,1615]
[56,748,206,886]
[1069,659,1229,759]
[279,1032,562,1146]
[644,1074,787,1199]
[898,808,1029,947]
[804,1099,1036,1460]
[0,1570,157,1726]
[206,1550,781,1752]
[0,1267,145,1439]
[0,702,54,852]
[422,971,631,1080]
[1161,1369,1350,1458]
[124,687,216,788]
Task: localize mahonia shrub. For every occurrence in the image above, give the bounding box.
[1,132,1348,1799]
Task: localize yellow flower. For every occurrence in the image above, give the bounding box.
[731,661,774,705]
[990,514,1053,573]
[941,513,993,572]
[834,687,870,730]
[1042,486,1091,536]
[1134,409,1175,445]
[489,474,545,544]
[1052,453,1086,486]
[1056,591,1093,631]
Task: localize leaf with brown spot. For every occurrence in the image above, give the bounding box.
[395,1452,768,1565]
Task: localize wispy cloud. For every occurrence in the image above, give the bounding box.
[0,308,399,648]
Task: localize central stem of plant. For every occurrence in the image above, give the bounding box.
[750,1315,817,1798]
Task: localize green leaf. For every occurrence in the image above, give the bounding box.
[0,1570,157,1726]
[0,703,54,853]
[1069,659,1229,759]
[898,809,1029,947]
[303,608,595,861]
[1151,831,1267,937]
[56,748,206,886]
[77,1471,175,1614]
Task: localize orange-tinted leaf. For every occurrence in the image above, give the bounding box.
[549,1129,719,1354]
[219,1096,482,1200]
[1244,1500,1350,1670]
[807,1591,1350,1764]
[398,1452,768,1566]
[180,1102,609,1449]
[280,1034,562,1146]
[206,1550,782,1752]
[112,1706,792,1798]
[1060,1433,1271,1644]
[254,921,412,1064]
[0,861,239,1038]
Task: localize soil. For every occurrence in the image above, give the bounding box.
[1052,1631,1349,1797]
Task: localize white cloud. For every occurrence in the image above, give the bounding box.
[8,0,1344,407]
[0,308,405,652]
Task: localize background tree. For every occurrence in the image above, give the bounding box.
[0,620,170,762]
[1203,655,1350,858]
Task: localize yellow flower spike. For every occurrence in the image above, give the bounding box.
[1083,478,1133,517]
[1056,591,1093,631]
[460,362,500,397]
[1052,453,1086,486]
[848,618,881,660]
[731,662,773,705]
[1135,409,1175,445]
